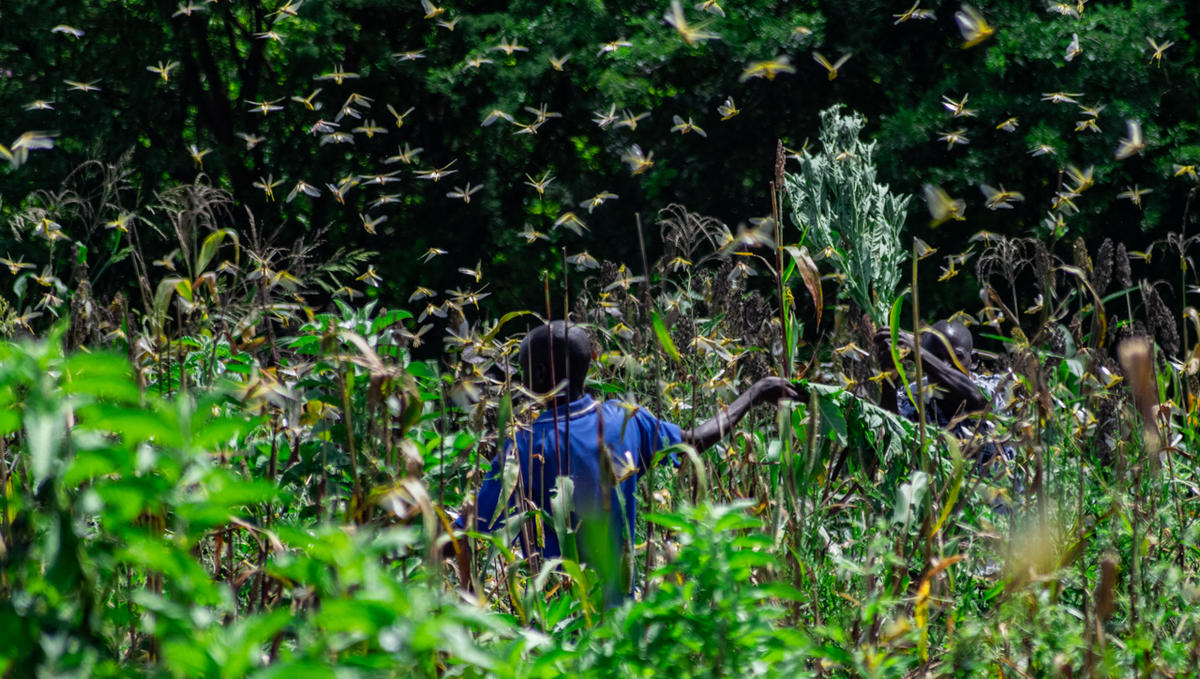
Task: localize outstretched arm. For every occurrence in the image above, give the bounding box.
[681,377,799,451]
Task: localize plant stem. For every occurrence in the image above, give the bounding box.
[341,364,359,523]
[911,239,928,473]
[636,215,662,593]
[771,179,791,381]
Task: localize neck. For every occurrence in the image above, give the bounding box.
[546,388,584,409]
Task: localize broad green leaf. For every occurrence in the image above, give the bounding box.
[488,451,522,529]
[814,643,855,667]
[816,391,847,446]
[285,335,321,353]
[890,289,912,409]
[559,558,595,616]
[644,512,691,533]
[481,309,533,344]
[77,403,184,448]
[194,475,281,510]
[63,351,140,403]
[196,228,237,276]
[313,599,394,636]
[549,475,578,563]
[496,392,512,438]
[714,511,762,533]
[175,276,193,302]
[892,471,929,526]
[650,310,682,364]
[756,582,808,602]
[0,409,19,436]
[732,533,773,549]
[96,481,151,524]
[64,448,124,486]
[158,640,214,678]
[211,610,293,677]
[728,550,774,570]
[533,557,565,593]
[152,276,185,332]
[190,413,251,450]
[370,308,414,335]
[26,408,64,487]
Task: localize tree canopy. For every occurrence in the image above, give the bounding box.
[1,0,1197,319]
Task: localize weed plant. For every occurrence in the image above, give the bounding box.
[2,153,1200,678]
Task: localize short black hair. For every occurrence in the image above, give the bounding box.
[518,321,591,398]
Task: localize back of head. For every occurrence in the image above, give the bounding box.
[518,321,592,399]
[921,320,973,372]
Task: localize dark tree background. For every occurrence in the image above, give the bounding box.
[1,0,1196,322]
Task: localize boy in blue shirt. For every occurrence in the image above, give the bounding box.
[451,321,797,601]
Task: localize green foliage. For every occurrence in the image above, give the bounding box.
[5,215,1200,676]
[4,2,1200,677]
[785,106,911,325]
[580,502,815,677]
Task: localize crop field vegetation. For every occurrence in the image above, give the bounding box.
[3,1,1200,677]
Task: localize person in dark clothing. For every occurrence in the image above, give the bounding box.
[452,321,797,602]
[881,321,995,430]
[877,320,1019,498]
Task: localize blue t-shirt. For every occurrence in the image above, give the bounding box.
[461,394,682,592]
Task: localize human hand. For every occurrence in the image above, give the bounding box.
[752,376,801,404]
